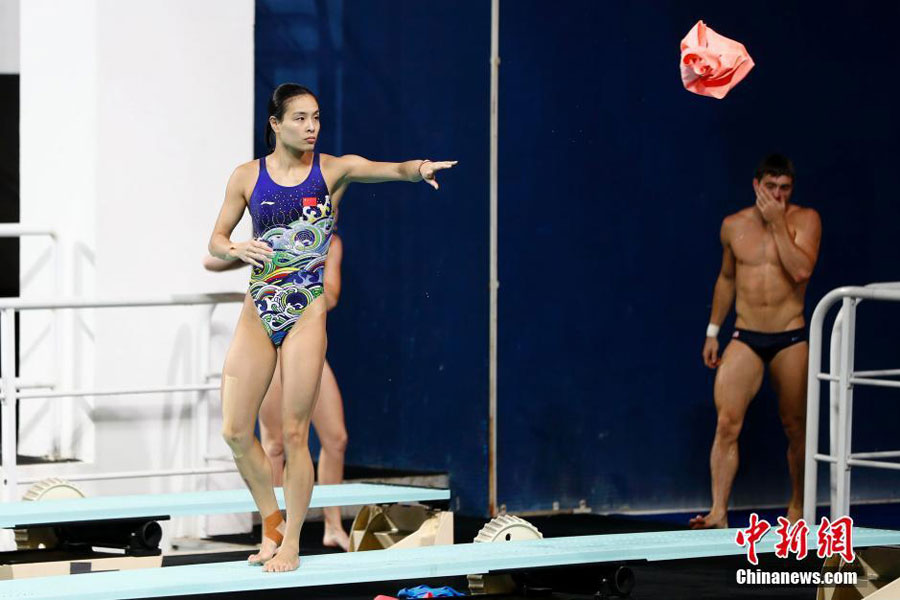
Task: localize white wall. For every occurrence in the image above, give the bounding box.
[19,0,255,543]
[19,0,100,463]
[0,0,18,74]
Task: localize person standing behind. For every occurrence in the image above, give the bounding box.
[692,154,822,529]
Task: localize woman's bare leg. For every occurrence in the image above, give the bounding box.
[311,359,350,550]
[220,294,283,563]
[259,352,285,487]
[263,297,327,573]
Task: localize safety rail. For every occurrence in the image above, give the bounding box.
[0,292,244,502]
[0,225,64,395]
[803,284,900,524]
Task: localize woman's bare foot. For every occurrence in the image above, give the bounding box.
[248,519,286,565]
[689,512,729,529]
[262,545,300,572]
[322,525,351,551]
[786,502,803,524]
[248,537,279,565]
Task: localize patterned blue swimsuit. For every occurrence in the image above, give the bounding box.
[247,153,334,346]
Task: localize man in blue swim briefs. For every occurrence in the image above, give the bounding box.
[691,154,822,529]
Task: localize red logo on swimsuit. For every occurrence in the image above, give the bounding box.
[302,197,318,207]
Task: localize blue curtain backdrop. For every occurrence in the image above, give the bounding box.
[255,0,900,517]
[256,0,490,515]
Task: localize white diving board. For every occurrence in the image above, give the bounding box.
[0,483,449,528]
[2,527,899,599]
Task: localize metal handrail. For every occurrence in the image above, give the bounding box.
[0,226,66,448]
[0,225,58,239]
[0,292,245,502]
[803,284,900,523]
[3,383,221,401]
[0,227,242,543]
[818,373,900,389]
[0,292,244,310]
[18,466,239,485]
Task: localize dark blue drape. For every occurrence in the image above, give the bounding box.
[256,0,900,516]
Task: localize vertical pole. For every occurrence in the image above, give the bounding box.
[828,311,843,519]
[834,298,855,520]
[51,232,62,458]
[488,0,500,517]
[56,233,72,459]
[804,296,827,523]
[1,309,19,502]
[841,299,857,518]
[194,304,214,539]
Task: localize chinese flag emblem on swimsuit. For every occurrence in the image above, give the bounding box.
[302,197,318,207]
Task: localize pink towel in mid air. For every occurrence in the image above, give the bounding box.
[680,20,754,99]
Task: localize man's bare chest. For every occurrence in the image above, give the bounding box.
[731,221,797,266]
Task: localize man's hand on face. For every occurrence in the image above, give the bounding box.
[755,181,786,226]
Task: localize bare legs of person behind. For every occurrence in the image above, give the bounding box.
[259,355,351,550]
[690,339,808,529]
[221,294,327,572]
[309,360,351,549]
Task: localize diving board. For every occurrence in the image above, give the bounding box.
[0,483,449,528]
[2,527,898,599]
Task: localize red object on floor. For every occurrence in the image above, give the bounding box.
[374,596,399,600]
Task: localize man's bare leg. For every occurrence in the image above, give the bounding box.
[769,341,808,524]
[691,340,764,529]
[311,359,350,550]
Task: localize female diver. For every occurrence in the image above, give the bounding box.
[207,83,456,572]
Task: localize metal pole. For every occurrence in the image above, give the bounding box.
[842,299,858,517]
[52,232,64,459]
[195,304,215,538]
[835,298,855,519]
[850,451,900,459]
[847,377,900,389]
[7,383,221,400]
[488,0,500,517]
[18,466,238,485]
[828,310,842,518]
[803,292,829,523]
[58,233,75,460]
[853,369,900,377]
[847,458,900,471]
[1,309,18,502]
[0,292,245,311]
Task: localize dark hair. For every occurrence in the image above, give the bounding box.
[265,83,319,149]
[754,154,795,182]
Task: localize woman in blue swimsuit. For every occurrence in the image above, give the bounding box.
[207,83,456,573]
[203,226,351,552]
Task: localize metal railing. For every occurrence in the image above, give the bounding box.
[0,225,64,394]
[0,292,244,502]
[803,284,900,523]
